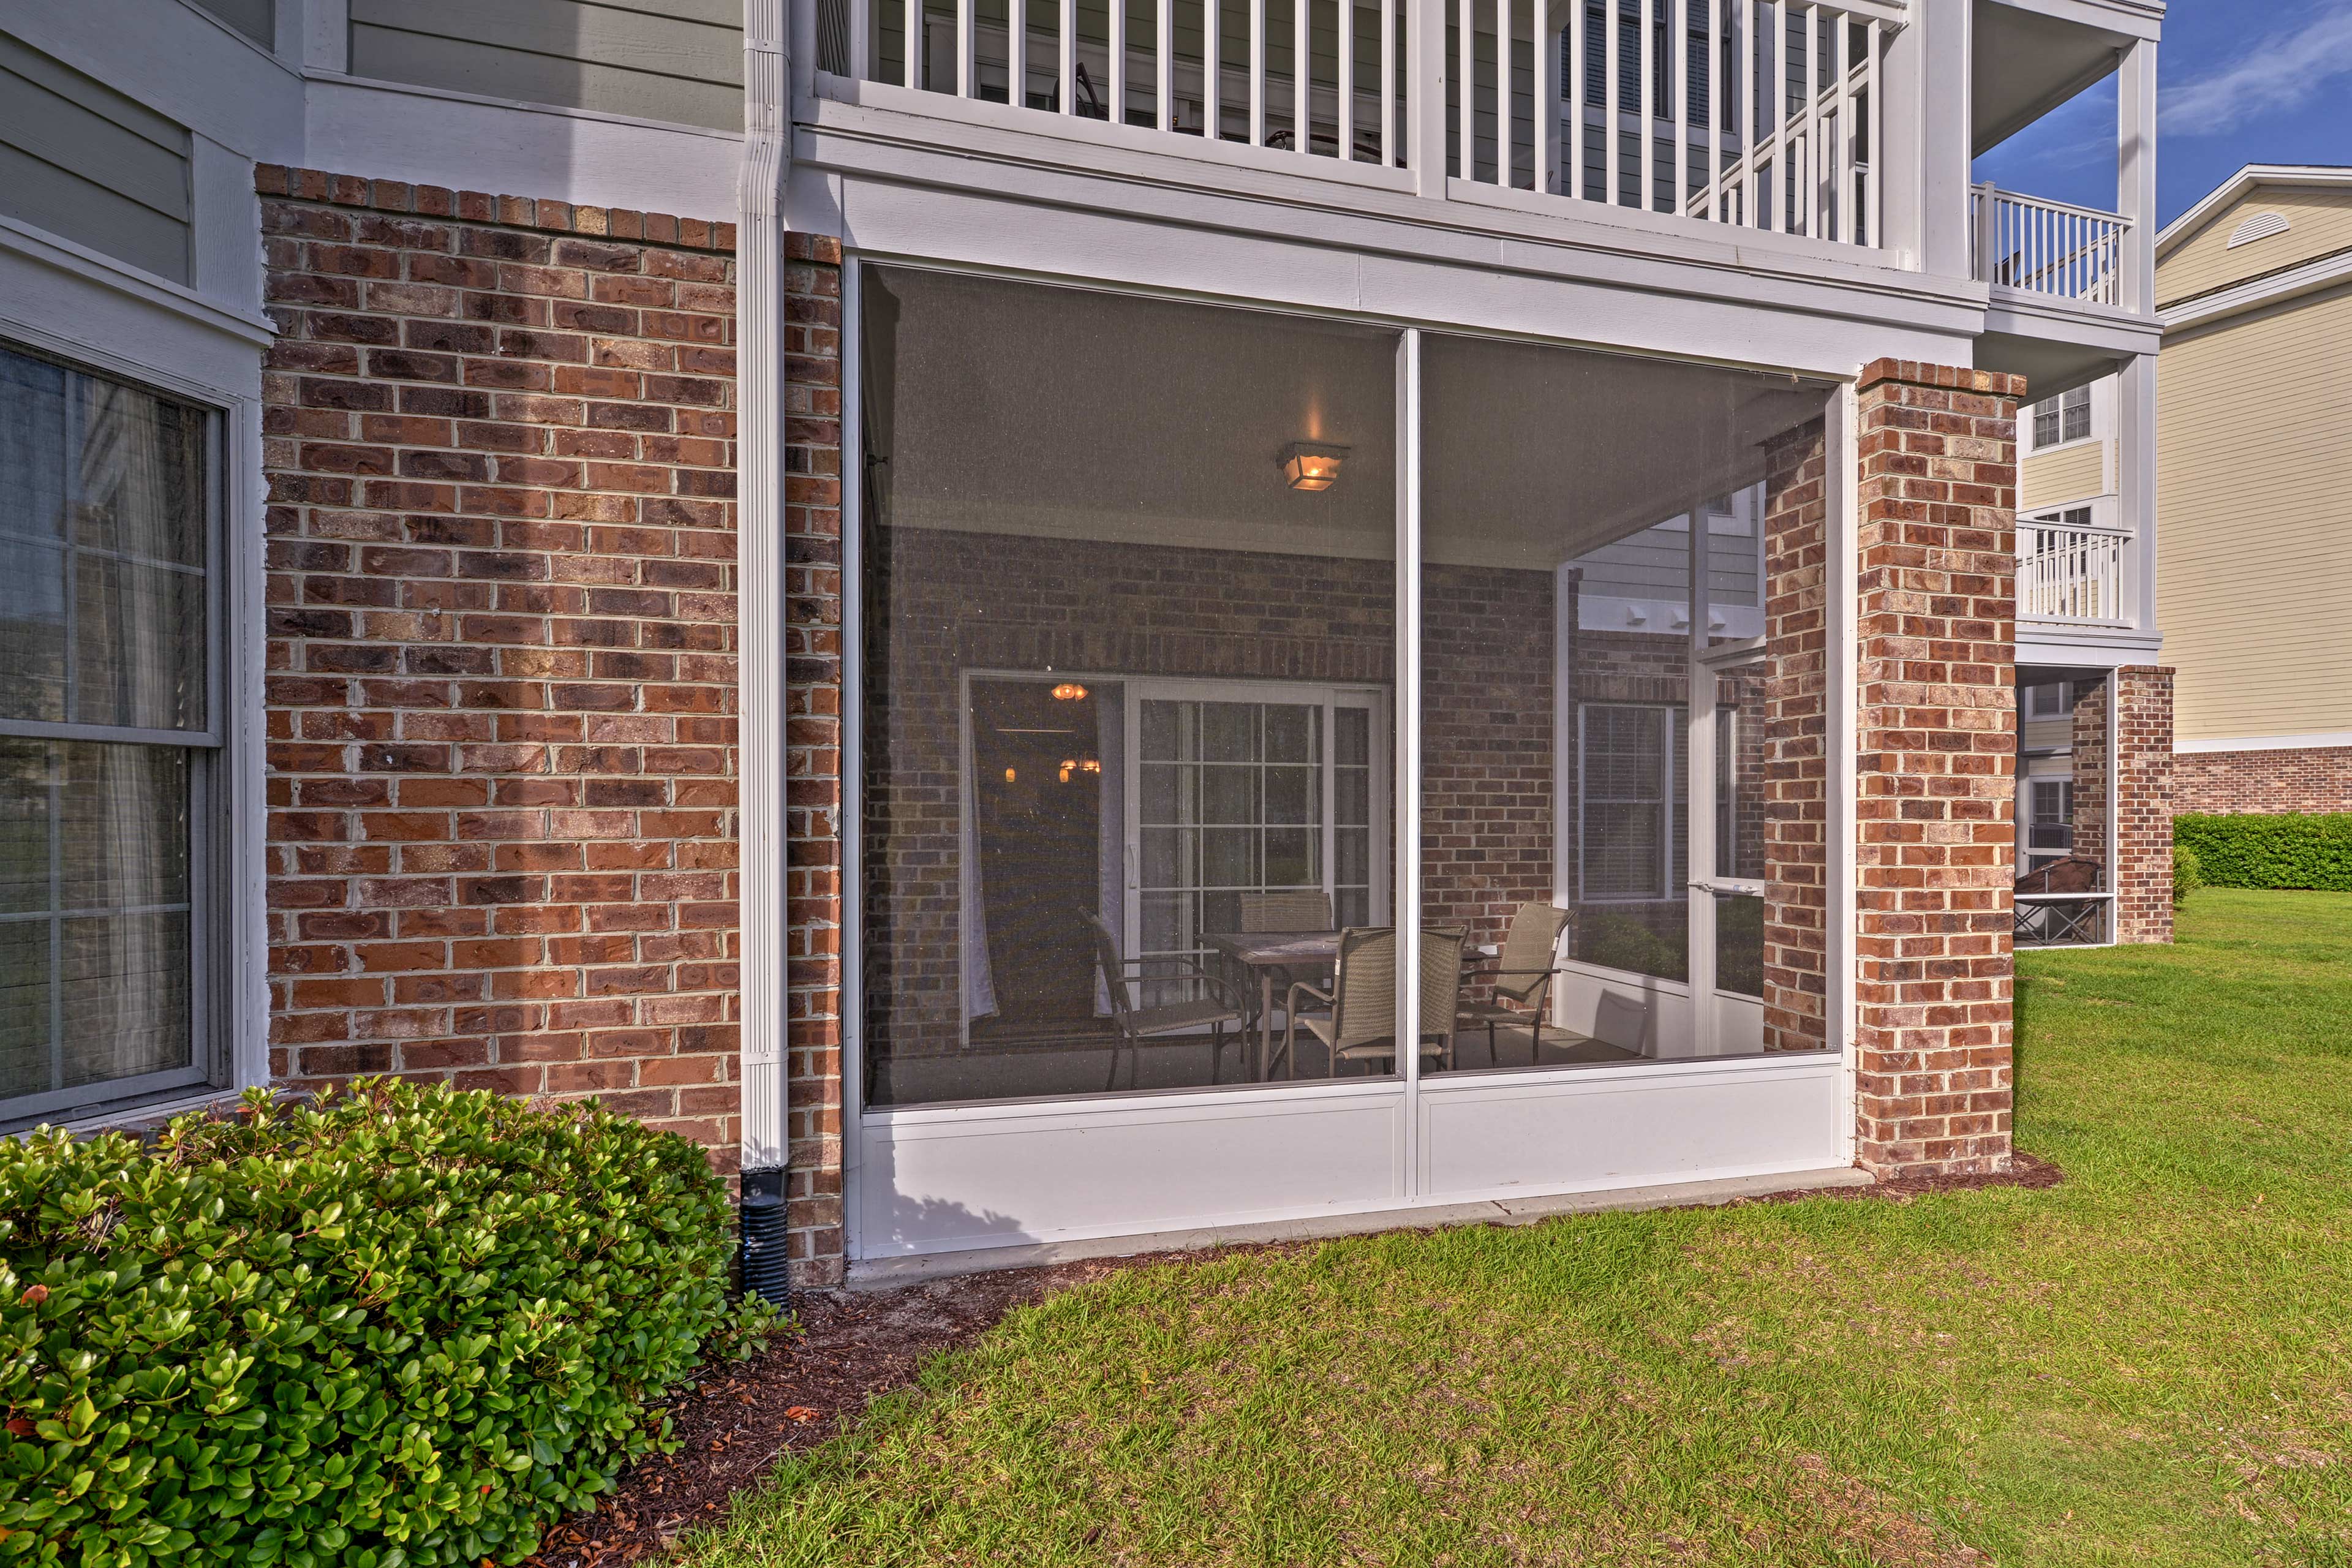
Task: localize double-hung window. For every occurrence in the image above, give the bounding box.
[2031,386,2091,450]
[0,344,218,1126]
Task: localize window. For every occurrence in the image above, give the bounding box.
[2031,385,2091,450]
[2026,682,2067,718]
[2027,780,2075,856]
[0,344,217,1126]
[1578,704,1686,900]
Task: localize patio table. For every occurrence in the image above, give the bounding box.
[1200,930,1341,1080]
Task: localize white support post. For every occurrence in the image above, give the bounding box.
[1207,0,1224,138]
[1061,0,1078,109]
[1409,0,1448,192]
[1905,0,1971,275]
[1705,0,1718,217]
[957,0,974,96]
[1685,505,1719,1059]
[1395,327,1424,1191]
[2117,350,2157,633]
[1251,0,1267,142]
[1379,0,1394,163]
[2117,36,2157,314]
[851,0,873,79]
[1827,380,1858,1159]
[907,0,923,85]
[737,0,793,1178]
[1834,10,1851,243]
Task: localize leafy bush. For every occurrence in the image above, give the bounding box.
[2174,813,2352,893]
[2173,842,2204,907]
[0,1080,777,1568]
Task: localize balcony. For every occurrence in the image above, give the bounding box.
[2017,514,2130,627]
[812,1,1910,260]
[1972,184,2129,307]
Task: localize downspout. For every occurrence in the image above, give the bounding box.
[736,0,793,1307]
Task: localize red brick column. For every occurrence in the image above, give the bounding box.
[1852,361,2021,1178]
[257,168,743,1162]
[2114,665,2174,944]
[782,236,846,1284]
[2070,679,2109,874]
[1760,421,1829,1053]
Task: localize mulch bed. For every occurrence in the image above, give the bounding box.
[525,1153,2065,1565]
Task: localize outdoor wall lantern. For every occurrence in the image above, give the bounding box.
[1281,441,1349,492]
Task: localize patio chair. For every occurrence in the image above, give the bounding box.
[1457,902,1572,1066]
[1081,912,1251,1091]
[1275,926,1467,1079]
[1239,891,1333,932]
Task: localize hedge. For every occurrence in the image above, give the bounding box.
[0,1080,777,1568]
[2173,813,2352,892]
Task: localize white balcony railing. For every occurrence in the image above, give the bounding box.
[2018,517,2130,625]
[1972,184,2130,305]
[823,0,1901,254]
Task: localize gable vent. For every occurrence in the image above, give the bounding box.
[2227,211,2292,249]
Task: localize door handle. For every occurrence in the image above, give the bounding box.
[1689,879,1765,898]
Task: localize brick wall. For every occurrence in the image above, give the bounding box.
[2070,678,2109,874]
[781,236,846,1282]
[1852,361,2021,1178]
[257,168,745,1161]
[1760,421,1829,1055]
[2176,746,2352,815]
[2114,666,2174,944]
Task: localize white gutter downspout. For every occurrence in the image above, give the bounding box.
[736,0,793,1302]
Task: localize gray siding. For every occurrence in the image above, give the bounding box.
[1575,518,1763,609]
[0,34,190,283]
[349,0,744,132]
[193,0,275,47]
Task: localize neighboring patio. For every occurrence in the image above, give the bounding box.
[654,888,2352,1565]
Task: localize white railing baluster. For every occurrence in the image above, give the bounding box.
[1605,0,1620,203]
[1380,0,1394,162]
[1569,0,1585,198]
[1459,0,1476,178]
[1704,0,1718,217]
[852,0,873,80]
[1110,0,1126,122]
[1207,0,1223,138]
[1008,0,1024,106]
[1739,0,1754,225]
[1296,0,1310,154]
[1833,13,1849,243]
[1158,0,1174,130]
[1536,0,1554,191]
[1672,0,1686,217]
[1340,0,1355,159]
[1058,0,1075,110]
[1801,4,1817,238]
[2019,520,2133,625]
[1639,0,1654,210]
[1864,17,1879,246]
[908,0,924,86]
[1250,0,1264,142]
[957,0,973,96]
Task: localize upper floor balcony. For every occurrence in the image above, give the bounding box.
[797,0,2162,358]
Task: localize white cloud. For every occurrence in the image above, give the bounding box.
[2162,3,2352,135]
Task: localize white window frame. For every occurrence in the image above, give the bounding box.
[1575,699,1683,903]
[0,221,271,1130]
[2030,383,2094,451]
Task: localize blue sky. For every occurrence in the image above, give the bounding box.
[1972,0,2352,231]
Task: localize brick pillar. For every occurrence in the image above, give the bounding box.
[782,236,847,1284]
[257,167,745,1160]
[1852,361,2022,1178]
[1761,421,1828,1053]
[2070,679,2108,873]
[2114,665,2174,943]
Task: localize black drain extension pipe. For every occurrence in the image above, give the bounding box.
[737,1166,790,1308]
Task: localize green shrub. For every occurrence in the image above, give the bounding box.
[2174,813,2352,892]
[2173,842,2204,906]
[0,1080,777,1568]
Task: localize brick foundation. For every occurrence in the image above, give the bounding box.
[257,168,745,1162]
[2114,666,2174,944]
[1852,361,2021,1178]
[2175,745,2352,815]
[1760,421,1830,1054]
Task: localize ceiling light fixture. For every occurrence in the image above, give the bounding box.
[1281,441,1349,492]
[1050,682,1088,702]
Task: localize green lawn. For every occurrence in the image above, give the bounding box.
[687,890,2352,1566]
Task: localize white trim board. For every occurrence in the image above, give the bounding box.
[2176,731,2352,756]
[2162,247,2352,334]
